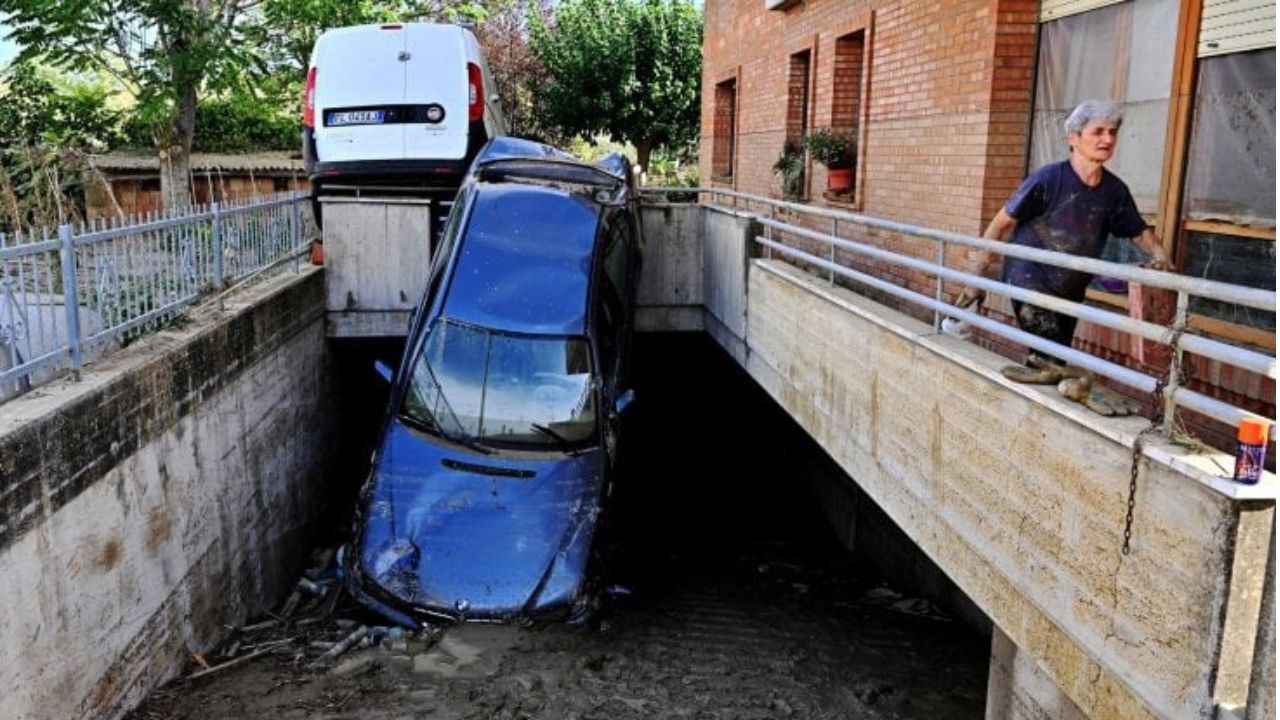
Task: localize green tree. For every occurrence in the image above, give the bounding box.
[0,63,123,229]
[529,0,701,171]
[1,0,263,210]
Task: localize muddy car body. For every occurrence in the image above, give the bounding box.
[350,138,641,624]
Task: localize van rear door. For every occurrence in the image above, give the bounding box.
[402,25,469,162]
[314,25,407,164]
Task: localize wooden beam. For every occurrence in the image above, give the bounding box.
[1183,220,1277,240]
[1154,0,1205,256]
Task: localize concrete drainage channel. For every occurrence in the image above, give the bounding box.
[119,332,990,719]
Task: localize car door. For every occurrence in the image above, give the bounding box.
[314,26,406,163]
[402,25,470,162]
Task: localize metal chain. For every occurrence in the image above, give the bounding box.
[1122,323,1190,555]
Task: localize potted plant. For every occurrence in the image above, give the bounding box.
[772,139,806,199]
[804,127,855,193]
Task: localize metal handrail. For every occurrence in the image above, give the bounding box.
[642,186,1275,311]
[639,186,1276,433]
[0,192,312,402]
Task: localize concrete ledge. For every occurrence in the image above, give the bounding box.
[0,266,337,719]
[732,259,1274,718]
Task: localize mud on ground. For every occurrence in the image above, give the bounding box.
[129,539,986,720]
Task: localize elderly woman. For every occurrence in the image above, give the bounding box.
[960,100,1172,407]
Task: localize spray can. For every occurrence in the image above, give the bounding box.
[1232,418,1270,485]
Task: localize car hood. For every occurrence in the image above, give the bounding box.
[356,420,605,620]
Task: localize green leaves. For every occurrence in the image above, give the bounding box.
[529,0,701,169]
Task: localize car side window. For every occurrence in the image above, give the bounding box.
[602,210,632,300]
[596,276,622,388]
[424,189,470,309]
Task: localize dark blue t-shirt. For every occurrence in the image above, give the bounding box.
[1000,160,1148,302]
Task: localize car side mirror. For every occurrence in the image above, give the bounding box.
[613,389,636,415]
[374,360,393,384]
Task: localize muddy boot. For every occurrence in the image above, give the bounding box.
[1083,386,1139,416]
[1028,355,1090,379]
[1057,374,1092,402]
[1003,357,1068,385]
[1056,374,1138,416]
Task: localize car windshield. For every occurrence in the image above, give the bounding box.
[401,318,597,450]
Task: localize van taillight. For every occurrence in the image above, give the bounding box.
[381,24,402,30]
[468,63,483,123]
[303,67,316,128]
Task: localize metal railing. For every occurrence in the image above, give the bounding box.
[640,186,1276,433]
[0,192,313,401]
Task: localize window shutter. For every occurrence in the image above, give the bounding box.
[1199,0,1276,57]
[1039,0,1127,22]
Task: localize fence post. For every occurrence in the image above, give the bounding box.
[290,197,301,273]
[212,202,223,292]
[58,224,83,380]
[829,218,837,286]
[934,240,947,332]
[1164,291,1189,434]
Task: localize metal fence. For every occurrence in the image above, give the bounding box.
[640,187,1276,433]
[0,192,313,401]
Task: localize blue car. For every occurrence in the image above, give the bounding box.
[349,138,642,625]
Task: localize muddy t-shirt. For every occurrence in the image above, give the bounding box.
[1000,160,1148,302]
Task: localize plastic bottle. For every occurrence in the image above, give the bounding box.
[1232,418,1270,485]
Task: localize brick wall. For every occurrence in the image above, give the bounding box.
[699,0,1273,450]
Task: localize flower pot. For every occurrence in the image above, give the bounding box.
[826,168,853,193]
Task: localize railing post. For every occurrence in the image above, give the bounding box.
[934,239,947,332]
[211,201,223,292]
[829,218,837,286]
[290,197,301,273]
[1164,291,1189,433]
[58,224,82,379]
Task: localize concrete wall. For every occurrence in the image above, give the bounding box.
[637,202,705,333]
[729,259,1272,718]
[323,197,433,338]
[0,267,337,720]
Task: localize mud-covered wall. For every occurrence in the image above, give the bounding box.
[0,267,337,720]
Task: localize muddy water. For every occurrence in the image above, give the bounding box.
[129,334,989,719]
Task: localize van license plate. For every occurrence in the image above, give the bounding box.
[327,110,385,126]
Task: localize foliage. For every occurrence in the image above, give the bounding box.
[473,1,553,139]
[644,146,698,188]
[0,63,124,230]
[1,0,269,208]
[529,0,701,170]
[123,94,298,153]
[773,139,805,198]
[804,127,854,169]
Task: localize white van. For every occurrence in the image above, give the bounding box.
[303,23,506,186]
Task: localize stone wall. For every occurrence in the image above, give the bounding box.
[0,267,337,720]
[732,259,1272,718]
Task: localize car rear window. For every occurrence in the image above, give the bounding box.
[443,185,601,333]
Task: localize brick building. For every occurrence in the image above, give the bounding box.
[85,152,308,220]
[700,0,1275,444]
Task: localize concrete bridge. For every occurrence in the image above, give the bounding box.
[0,200,1273,719]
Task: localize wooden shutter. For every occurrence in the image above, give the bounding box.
[1039,0,1126,22]
[1199,0,1276,56]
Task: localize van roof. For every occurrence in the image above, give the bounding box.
[442,183,602,335]
[317,22,470,41]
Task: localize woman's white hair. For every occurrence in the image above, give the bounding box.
[1065,100,1124,134]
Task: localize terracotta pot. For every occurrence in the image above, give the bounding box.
[826,168,853,193]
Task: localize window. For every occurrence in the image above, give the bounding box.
[830,30,867,201]
[1179,47,1275,332]
[1030,0,1178,214]
[786,50,812,145]
[713,78,737,180]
